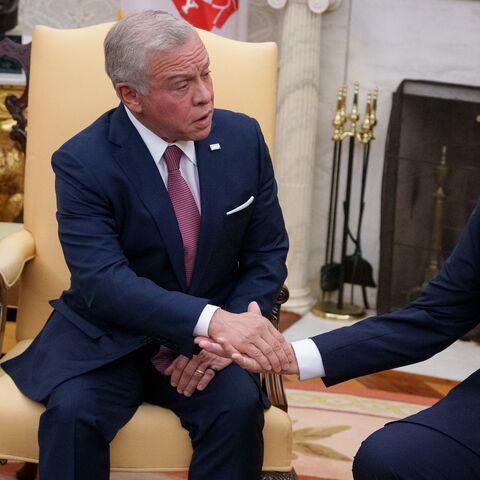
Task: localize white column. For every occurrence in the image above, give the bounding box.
[268,0,342,314]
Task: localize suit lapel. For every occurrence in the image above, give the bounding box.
[108,106,187,290]
[188,126,226,293]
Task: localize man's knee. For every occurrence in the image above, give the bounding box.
[353,424,408,480]
[224,378,264,429]
[228,388,263,426]
[212,369,264,434]
[45,379,78,408]
[42,387,99,431]
[41,381,131,442]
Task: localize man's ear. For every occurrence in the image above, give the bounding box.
[115,83,142,114]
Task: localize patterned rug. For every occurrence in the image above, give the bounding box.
[0,377,437,480]
[282,376,437,479]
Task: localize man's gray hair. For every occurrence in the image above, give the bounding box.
[104,10,196,95]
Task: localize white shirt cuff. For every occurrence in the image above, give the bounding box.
[291,338,325,380]
[193,304,220,337]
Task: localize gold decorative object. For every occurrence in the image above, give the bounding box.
[0,84,25,222]
[315,82,379,320]
[312,300,364,320]
[332,82,378,144]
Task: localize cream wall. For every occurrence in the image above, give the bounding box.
[14,0,480,309]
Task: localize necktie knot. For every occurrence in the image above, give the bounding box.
[163,145,183,173]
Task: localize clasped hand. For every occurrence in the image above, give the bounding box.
[164,349,231,397]
[195,301,299,375]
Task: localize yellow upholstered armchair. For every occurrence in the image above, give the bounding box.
[0,23,296,480]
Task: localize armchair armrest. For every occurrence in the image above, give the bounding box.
[0,229,35,355]
[0,229,35,289]
[264,285,290,412]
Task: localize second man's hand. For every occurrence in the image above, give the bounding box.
[198,336,300,375]
[197,301,294,373]
[230,343,299,375]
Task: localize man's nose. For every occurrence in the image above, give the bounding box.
[193,79,213,105]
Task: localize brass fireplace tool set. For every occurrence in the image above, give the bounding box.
[314,82,379,319]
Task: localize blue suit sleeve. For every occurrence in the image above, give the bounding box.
[53,150,208,355]
[313,200,480,386]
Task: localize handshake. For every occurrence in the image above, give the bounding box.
[195,301,299,375]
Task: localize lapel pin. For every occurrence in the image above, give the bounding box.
[209,143,221,151]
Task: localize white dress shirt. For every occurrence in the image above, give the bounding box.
[124,106,218,337]
[291,339,325,379]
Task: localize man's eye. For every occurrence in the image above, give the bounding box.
[202,70,211,78]
[177,82,188,90]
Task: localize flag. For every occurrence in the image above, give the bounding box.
[120,0,248,40]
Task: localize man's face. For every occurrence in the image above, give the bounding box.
[133,34,214,143]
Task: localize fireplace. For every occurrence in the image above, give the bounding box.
[377,80,480,314]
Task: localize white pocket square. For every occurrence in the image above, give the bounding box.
[226,196,254,216]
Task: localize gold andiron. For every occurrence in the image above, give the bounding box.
[408,146,449,302]
[315,82,379,320]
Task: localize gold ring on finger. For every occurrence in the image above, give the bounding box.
[195,368,205,375]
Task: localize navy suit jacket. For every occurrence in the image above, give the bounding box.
[3,106,288,402]
[313,200,480,455]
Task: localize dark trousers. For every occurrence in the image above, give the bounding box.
[38,346,265,480]
[353,421,480,480]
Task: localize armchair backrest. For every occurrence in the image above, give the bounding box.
[16,23,278,341]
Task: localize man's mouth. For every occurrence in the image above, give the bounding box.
[194,111,212,124]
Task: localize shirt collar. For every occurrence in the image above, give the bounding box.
[124,105,196,166]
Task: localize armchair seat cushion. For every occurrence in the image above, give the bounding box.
[0,340,293,472]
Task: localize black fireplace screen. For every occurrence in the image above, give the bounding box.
[377,80,480,314]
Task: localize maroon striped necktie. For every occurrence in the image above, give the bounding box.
[163,145,201,285]
[151,145,201,373]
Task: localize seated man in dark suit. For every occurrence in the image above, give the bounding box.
[204,199,480,479]
[2,10,293,480]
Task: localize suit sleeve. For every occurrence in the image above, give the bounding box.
[53,150,208,356]
[223,120,289,316]
[314,200,480,386]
